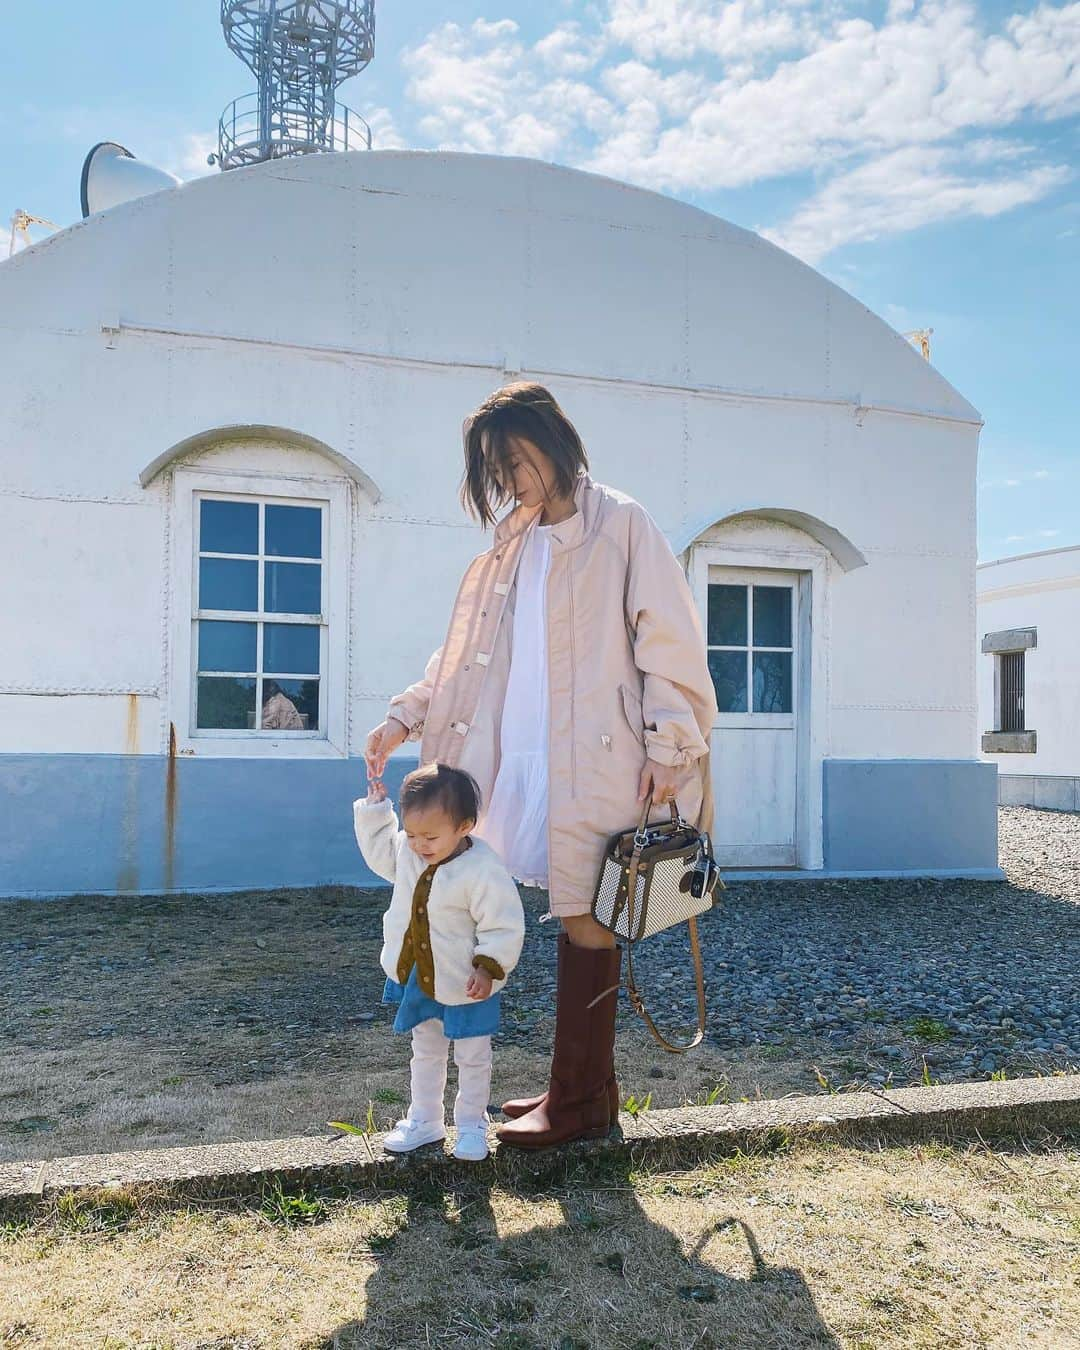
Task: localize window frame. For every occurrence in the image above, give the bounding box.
[704,572,799,730]
[170,468,349,759]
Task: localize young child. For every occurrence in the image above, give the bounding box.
[353,762,525,1161]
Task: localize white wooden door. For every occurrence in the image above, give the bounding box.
[702,566,800,867]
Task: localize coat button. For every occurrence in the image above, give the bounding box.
[420,942,428,950]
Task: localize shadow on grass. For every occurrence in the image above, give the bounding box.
[317,1149,840,1350]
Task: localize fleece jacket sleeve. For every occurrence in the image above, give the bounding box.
[352,797,402,884]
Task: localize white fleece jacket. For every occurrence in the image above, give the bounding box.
[353,796,525,1006]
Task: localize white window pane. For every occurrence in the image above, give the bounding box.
[201,499,258,554]
[709,649,747,713]
[708,584,748,647]
[199,620,257,672]
[265,504,322,558]
[753,586,792,648]
[197,676,256,729]
[263,623,320,675]
[200,558,258,611]
[753,652,793,713]
[264,561,321,614]
[261,678,319,731]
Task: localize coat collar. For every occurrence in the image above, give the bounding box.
[491,472,597,554]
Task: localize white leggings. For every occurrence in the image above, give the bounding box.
[407,1018,492,1129]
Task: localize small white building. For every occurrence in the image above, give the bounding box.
[977,544,1080,810]
[0,149,1001,896]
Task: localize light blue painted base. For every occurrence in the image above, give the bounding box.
[1,753,1002,898]
[0,753,419,899]
[823,758,1000,874]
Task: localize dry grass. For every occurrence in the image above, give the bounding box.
[3,884,848,1166]
[1,1136,1077,1348]
[1,1024,833,1164]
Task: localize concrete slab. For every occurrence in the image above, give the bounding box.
[1032,777,1080,813]
[3,1074,1077,1213]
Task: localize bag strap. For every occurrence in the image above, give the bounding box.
[622,794,706,1054]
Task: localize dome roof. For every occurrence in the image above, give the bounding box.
[0,149,979,425]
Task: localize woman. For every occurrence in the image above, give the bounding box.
[365,383,717,1149]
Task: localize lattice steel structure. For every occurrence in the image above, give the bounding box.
[213,1,375,170]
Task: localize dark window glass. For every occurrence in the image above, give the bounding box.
[197,676,256,729]
[264,561,321,614]
[263,623,320,675]
[708,584,748,647]
[265,504,322,558]
[999,651,1025,731]
[198,620,257,673]
[261,678,319,731]
[753,586,792,648]
[753,652,793,713]
[199,558,258,612]
[709,649,747,714]
[200,499,258,555]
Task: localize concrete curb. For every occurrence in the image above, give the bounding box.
[3,1074,1078,1214]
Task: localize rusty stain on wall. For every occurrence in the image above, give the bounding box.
[125,693,139,755]
[164,721,178,892]
[117,694,141,892]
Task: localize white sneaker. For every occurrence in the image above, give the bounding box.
[382,1117,446,1154]
[453,1122,490,1162]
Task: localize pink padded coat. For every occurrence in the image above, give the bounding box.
[386,474,717,918]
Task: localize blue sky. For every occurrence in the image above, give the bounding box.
[4,0,1077,561]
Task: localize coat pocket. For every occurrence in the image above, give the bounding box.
[618,682,646,744]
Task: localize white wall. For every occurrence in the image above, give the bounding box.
[0,151,982,764]
[977,547,1080,778]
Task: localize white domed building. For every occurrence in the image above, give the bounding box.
[0,149,1001,895]
[977,544,1080,810]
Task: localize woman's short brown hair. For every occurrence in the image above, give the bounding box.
[461,382,589,527]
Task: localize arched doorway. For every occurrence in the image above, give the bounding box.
[681,508,866,871]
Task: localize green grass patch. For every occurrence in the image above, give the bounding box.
[907,1017,952,1043]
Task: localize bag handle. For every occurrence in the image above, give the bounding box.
[623,794,706,1054]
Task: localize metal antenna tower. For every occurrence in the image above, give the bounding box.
[213,1,375,171]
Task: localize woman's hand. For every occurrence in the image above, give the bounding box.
[638,757,690,807]
[366,778,388,805]
[365,718,408,781]
[465,967,493,1001]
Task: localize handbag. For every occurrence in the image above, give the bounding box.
[590,794,725,1052]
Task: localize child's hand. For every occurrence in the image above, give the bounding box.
[366,777,388,804]
[466,966,493,1001]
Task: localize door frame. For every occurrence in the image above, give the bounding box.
[688,542,828,871]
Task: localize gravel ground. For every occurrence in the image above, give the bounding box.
[512,805,1080,1083]
[2,805,1077,1148]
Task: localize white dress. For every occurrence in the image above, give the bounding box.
[478,522,552,887]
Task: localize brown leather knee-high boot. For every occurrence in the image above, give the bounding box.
[496,934,621,1150]
[501,933,620,1121]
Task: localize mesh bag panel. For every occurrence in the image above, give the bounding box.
[594,848,713,941]
[636,855,713,939]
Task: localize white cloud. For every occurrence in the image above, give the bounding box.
[980,467,1058,490]
[397,0,1080,262]
[167,132,218,181]
[762,144,1071,262]
[604,0,817,64]
[365,106,408,151]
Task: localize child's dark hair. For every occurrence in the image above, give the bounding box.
[461,381,589,527]
[400,763,481,827]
